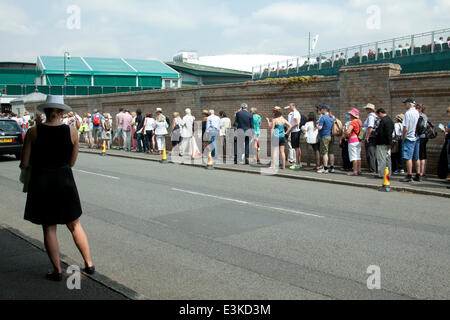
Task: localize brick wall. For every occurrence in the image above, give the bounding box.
[25,63,450,174]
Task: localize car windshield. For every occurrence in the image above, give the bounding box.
[0,120,20,132]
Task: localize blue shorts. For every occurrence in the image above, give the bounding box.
[402,139,420,161]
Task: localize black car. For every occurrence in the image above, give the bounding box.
[0,119,24,160]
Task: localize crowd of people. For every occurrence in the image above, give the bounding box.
[261,36,450,74]
[2,99,450,186]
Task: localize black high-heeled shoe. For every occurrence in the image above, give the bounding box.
[83,264,96,275]
[46,271,63,282]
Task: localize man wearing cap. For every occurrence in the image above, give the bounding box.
[317,105,335,174]
[401,98,421,182]
[375,109,394,179]
[363,103,379,174]
[234,103,253,164]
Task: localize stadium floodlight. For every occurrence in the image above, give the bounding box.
[64,51,70,97]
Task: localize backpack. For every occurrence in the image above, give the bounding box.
[332,118,344,137]
[104,120,111,132]
[415,115,427,136]
[93,114,101,126]
[353,119,365,141]
[424,121,437,139]
[300,114,307,128]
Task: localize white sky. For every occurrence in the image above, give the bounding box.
[0,0,449,65]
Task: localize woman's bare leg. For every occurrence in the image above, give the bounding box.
[43,225,62,273]
[66,219,93,268]
[272,147,279,169]
[280,146,286,169]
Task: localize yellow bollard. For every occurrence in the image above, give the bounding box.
[206,152,214,170]
[101,141,106,156]
[160,148,168,164]
[379,167,391,192]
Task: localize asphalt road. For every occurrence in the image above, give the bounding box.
[0,153,449,299]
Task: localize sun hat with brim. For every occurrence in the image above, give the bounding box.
[37,95,72,113]
[364,103,376,111]
[346,108,360,119]
[396,114,405,122]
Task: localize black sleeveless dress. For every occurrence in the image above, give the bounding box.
[24,124,82,225]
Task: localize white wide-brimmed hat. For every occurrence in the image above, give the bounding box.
[37,95,72,113]
[364,103,376,111]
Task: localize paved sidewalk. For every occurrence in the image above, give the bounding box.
[80,146,450,198]
[0,226,128,300]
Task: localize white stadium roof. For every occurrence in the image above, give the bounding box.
[196,54,298,72]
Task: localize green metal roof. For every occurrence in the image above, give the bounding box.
[125,59,178,77]
[39,56,92,75]
[83,57,134,75]
[166,61,252,77]
[38,56,179,78]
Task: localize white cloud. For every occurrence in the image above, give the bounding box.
[75,0,239,30]
[0,4,37,36]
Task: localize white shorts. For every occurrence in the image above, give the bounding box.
[348,142,362,162]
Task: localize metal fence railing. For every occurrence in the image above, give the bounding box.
[252,28,450,80]
[0,84,160,97]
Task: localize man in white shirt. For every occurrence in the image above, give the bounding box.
[180,108,195,157]
[112,108,124,149]
[401,98,421,182]
[287,103,302,170]
[206,110,222,160]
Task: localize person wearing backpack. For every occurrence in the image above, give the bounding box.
[416,104,430,178]
[101,113,113,150]
[401,98,421,182]
[375,109,394,179]
[302,112,320,169]
[392,114,405,175]
[317,105,335,174]
[91,109,104,149]
[363,103,379,174]
[344,108,363,176]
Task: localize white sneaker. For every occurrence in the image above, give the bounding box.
[329,167,335,173]
[317,168,329,174]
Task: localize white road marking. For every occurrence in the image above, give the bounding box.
[171,188,324,219]
[74,169,120,180]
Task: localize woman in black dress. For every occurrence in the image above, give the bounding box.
[20,95,95,281]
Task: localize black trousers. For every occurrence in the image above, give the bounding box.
[365,137,378,173]
[341,140,352,170]
[392,140,403,172]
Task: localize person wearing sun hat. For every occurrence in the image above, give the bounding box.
[344,108,363,176]
[20,95,95,281]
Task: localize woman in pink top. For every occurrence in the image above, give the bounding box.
[344,108,363,176]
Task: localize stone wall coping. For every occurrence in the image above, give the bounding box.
[339,63,402,73]
[390,70,450,81]
[56,76,338,102]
